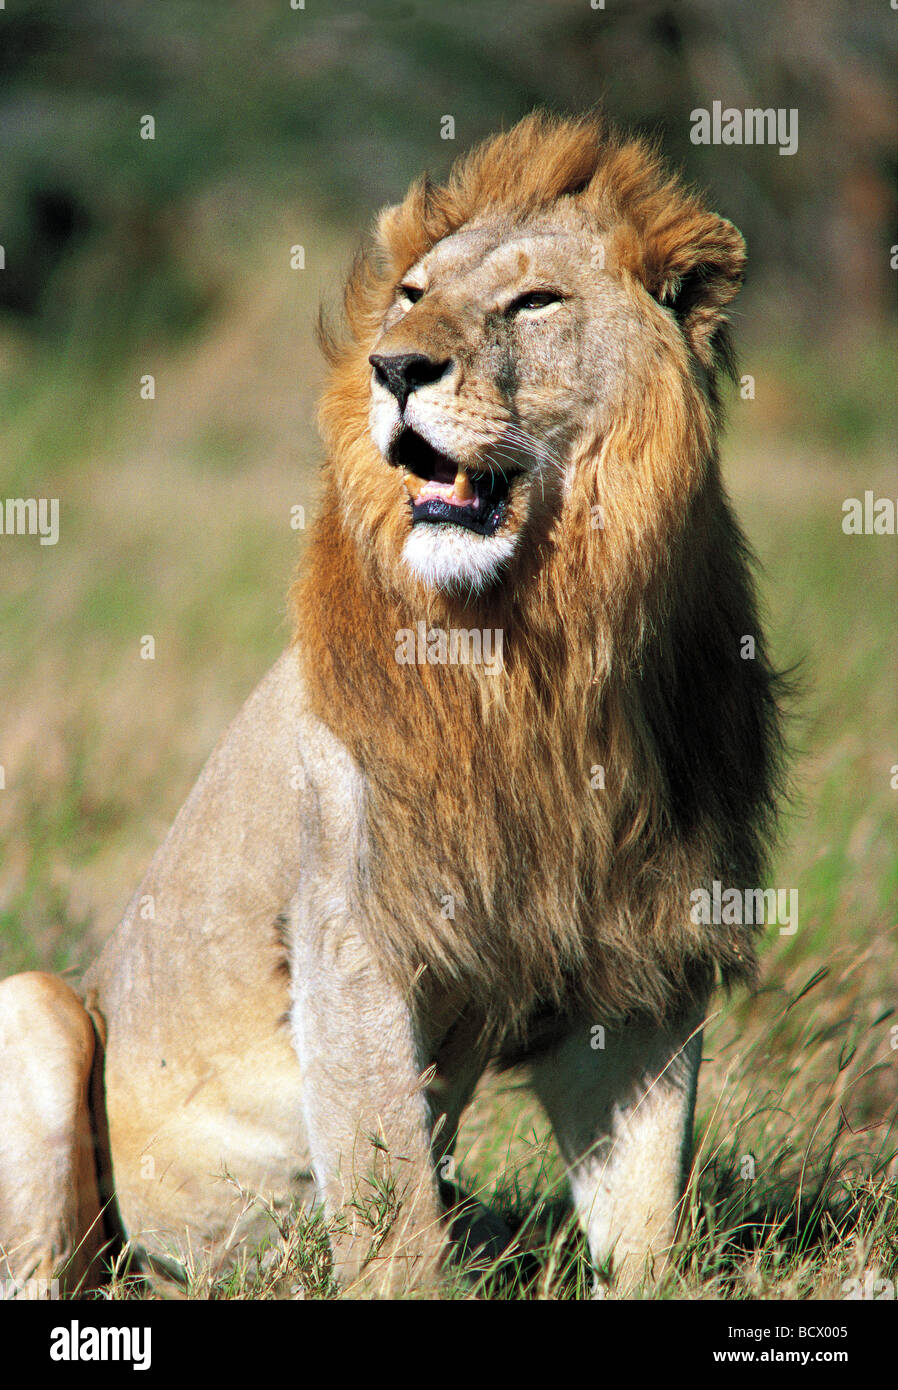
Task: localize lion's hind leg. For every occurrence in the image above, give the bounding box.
[0,972,105,1297]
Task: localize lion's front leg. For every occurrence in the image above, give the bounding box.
[529,1005,705,1295]
[290,917,445,1296]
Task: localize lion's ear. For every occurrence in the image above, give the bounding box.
[640,212,746,365]
[374,199,421,278]
[375,175,452,277]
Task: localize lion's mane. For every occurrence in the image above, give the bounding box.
[292,113,787,1036]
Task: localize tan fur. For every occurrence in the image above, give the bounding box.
[0,114,786,1297]
[0,973,104,1295]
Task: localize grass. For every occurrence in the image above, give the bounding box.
[0,231,895,1298]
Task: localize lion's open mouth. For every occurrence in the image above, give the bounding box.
[391,428,516,537]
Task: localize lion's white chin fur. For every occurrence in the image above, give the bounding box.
[401,523,519,594]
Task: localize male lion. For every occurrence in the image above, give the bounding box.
[0,113,785,1298]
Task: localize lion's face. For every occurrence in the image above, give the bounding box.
[368,205,642,595]
[315,115,744,603]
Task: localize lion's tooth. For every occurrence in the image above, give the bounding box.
[403,472,426,499]
[454,469,474,501]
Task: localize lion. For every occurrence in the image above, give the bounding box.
[0,112,785,1298]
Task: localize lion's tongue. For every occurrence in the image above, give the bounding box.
[404,469,476,507]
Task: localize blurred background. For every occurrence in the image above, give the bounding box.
[0,0,895,1293]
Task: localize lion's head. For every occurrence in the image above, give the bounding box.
[317,110,745,603]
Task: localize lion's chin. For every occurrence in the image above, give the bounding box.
[401,523,519,595]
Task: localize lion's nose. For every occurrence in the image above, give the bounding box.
[369,352,451,412]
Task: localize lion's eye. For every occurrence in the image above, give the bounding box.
[507,290,564,315]
[398,284,424,307]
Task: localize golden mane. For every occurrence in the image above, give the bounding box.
[321,109,745,375]
[292,113,786,1036]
